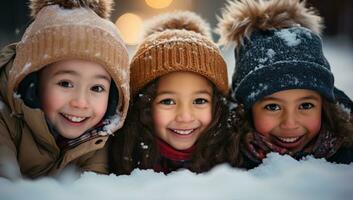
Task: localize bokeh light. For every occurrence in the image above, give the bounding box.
[115,13,143,45]
[145,0,173,9]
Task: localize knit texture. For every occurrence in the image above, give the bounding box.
[130,12,228,96]
[216,0,334,109]
[232,27,334,109]
[9,4,130,131]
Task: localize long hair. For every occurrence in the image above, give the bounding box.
[321,99,353,146]
[227,97,353,167]
[109,79,232,174]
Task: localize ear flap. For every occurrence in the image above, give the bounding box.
[18,72,41,109]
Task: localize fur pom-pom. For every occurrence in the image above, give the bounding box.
[216,0,323,46]
[143,11,212,39]
[29,0,114,19]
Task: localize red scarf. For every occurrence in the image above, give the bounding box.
[157,139,194,161]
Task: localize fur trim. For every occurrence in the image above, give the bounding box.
[143,11,212,39]
[29,0,114,19]
[216,0,323,47]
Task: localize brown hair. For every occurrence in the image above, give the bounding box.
[109,79,232,174]
[227,98,353,167]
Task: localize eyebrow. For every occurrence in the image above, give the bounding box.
[298,95,321,101]
[156,90,212,96]
[260,95,321,102]
[53,70,111,82]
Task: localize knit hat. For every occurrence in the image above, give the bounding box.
[8,0,130,132]
[217,0,334,109]
[130,11,228,96]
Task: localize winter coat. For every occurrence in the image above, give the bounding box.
[0,44,111,179]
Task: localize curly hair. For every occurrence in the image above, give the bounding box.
[226,97,353,168]
[109,79,232,174]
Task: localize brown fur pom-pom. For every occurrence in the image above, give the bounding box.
[216,0,323,47]
[29,0,114,19]
[143,11,212,39]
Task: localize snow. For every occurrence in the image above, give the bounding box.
[1,153,352,200]
[275,29,301,46]
[266,49,276,58]
[223,37,353,99]
[102,114,122,134]
[0,38,352,200]
[338,103,351,115]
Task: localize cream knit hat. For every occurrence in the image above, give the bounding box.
[8,0,130,132]
[130,11,228,96]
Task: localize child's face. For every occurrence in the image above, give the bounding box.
[39,59,111,139]
[251,89,322,153]
[152,72,213,150]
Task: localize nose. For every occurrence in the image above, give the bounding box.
[70,90,89,109]
[175,103,194,123]
[280,110,299,129]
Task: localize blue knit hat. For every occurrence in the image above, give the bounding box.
[217,0,335,109]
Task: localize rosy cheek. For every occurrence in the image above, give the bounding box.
[305,117,321,135]
[253,116,273,138]
[152,109,165,129]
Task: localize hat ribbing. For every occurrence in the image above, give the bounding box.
[9,1,129,132]
[217,0,334,109]
[130,11,228,96]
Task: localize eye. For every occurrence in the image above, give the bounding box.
[299,102,314,110]
[193,98,209,105]
[91,85,105,93]
[57,80,73,88]
[159,98,175,105]
[264,103,280,111]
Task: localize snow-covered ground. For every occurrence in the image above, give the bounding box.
[1,153,353,200]
[0,38,352,200]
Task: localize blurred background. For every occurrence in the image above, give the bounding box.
[1,0,352,47]
[1,0,352,97]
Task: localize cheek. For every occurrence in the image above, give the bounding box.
[303,116,322,135]
[200,108,212,127]
[253,114,276,137]
[151,107,169,132]
[94,96,109,119]
[40,88,62,116]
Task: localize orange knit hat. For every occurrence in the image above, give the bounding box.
[8,0,130,132]
[130,11,228,96]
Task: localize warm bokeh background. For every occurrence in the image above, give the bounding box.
[1,0,352,98]
[1,0,352,47]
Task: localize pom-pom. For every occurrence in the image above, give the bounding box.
[143,11,212,39]
[29,0,114,19]
[216,0,323,47]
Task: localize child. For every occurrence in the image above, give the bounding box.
[216,0,353,169]
[109,11,232,174]
[0,0,129,179]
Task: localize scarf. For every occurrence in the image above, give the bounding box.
[153,139,194,173]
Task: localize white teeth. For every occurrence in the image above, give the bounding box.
[172,129,194,135]
[277,136,300,143]
[63,114,86,122]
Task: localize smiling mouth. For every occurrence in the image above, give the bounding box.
[61,113,88,123]
[169,128,197,135]
[276,136,302,143]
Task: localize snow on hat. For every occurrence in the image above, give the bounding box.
[217,0,334,109]
[130,11,229,96]
[9,0,130,133]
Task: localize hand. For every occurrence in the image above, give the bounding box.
[241,132,289,163]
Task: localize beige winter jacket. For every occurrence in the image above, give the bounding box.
[0,44,111,179]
